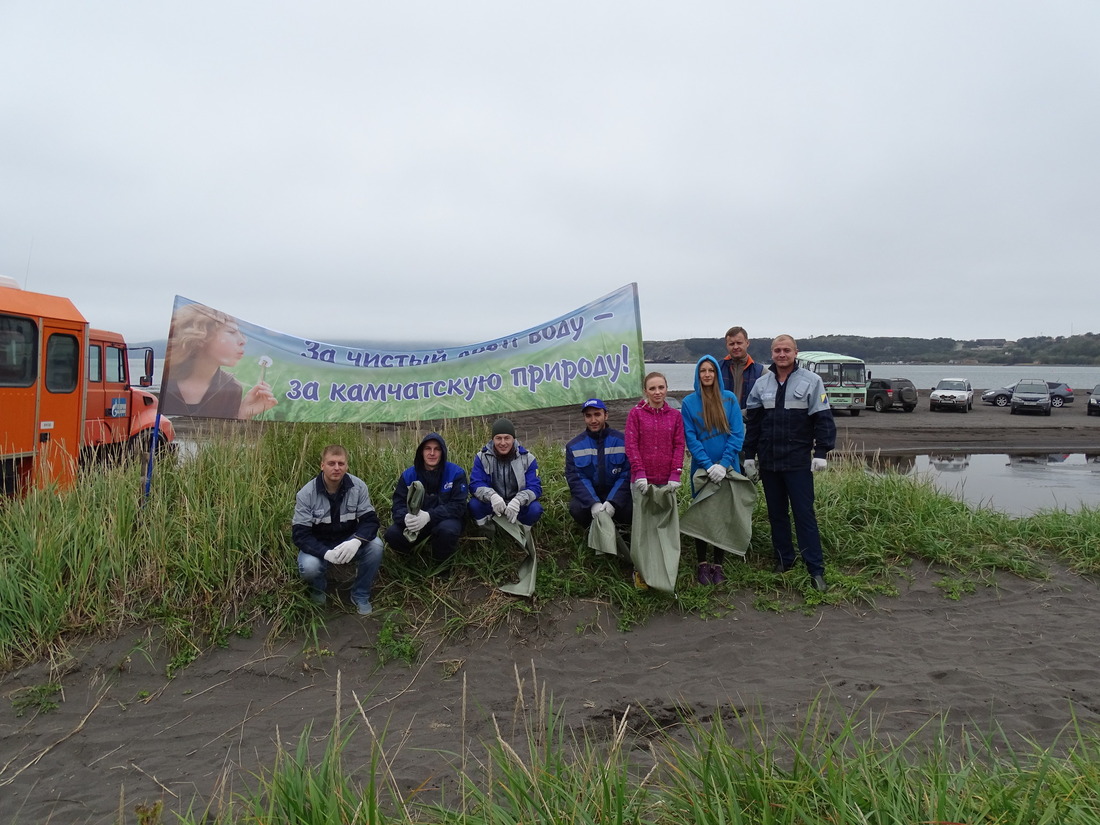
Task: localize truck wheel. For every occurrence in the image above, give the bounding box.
[903,404,915,412]
[873,397,886,412]
[961,404,968,414]
[128,429,169,463]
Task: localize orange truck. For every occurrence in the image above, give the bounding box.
[0,277,174,495]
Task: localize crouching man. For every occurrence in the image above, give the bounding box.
[468,418,542,528]
[292,444,384,615]
[565,398,632,528]
[384,433,469,565]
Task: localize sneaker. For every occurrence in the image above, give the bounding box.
[633,570,648,590]
[709,563,726,585]
[355,599,373,616]
[308,589,327,606]
[696,564,712,586]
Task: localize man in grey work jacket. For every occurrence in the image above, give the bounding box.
[743,335,836,592]
[292,444,384,614]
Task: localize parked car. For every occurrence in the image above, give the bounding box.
[1009,380,1052,416]
[866,377,917,412]
[1088,384,1100,416]
[982,381,1074,408]
[929,378,973,412]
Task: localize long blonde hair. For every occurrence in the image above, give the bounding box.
[698,358,730,434]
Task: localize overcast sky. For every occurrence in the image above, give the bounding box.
[2,3,1097,346]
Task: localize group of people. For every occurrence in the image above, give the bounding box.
[291,326,837,614]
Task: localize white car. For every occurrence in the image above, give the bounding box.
[929,378,973,412]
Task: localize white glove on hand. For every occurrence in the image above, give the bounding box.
[632,478,649,495]
[667,480,681,491]
[504,498,522,523]
[604,503,615,518]
[707,464,727,484]
[743,459,758,480]
[405,510,430,532]
[324,537,361,565]
[811,457,828,472]
[490,493,506,516]
[590,502,604,517]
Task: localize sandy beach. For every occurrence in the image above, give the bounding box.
[3,402,1100,823]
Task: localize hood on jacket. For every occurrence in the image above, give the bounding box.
[415,432,448,472]
[693,354,723,396]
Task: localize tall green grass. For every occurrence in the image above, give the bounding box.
[1,424,1096,670]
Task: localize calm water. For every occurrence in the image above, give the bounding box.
[650,362,1100,393]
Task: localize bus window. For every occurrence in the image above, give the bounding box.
[88,343,103,383]
[45,333,80,393]
[0,316,36,387]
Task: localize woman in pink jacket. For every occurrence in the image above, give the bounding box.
[624,372,686,589]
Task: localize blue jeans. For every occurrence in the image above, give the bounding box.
[297,537,383,604]
[759,468,825,577]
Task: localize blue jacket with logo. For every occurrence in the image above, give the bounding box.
[391,433,469,524]
[681,355,744,487]
[744,365,836,471]
[565,425,631,510]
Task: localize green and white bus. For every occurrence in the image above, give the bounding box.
[795,351,868,416]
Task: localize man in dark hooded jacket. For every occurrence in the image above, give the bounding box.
[384,433,469,564]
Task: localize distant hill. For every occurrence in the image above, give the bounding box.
[644,333,1100,365]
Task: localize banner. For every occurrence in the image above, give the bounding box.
[159,284,644,423]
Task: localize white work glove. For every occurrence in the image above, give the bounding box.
[743,459,758,480]
[489,493,506,516]
[707,464,727,484]
[811,457,828,473]
[604,503,615,518]
[324,537,361,565]
[667,480,681,491]
[504,498,522,524]
[632,478,649,495]
[404,510,430,532]
[590,502,604,518]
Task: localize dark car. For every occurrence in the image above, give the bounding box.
[1088,384,1100,416]
[1009,380,1052,416]
[982,381,1074,408]
[866,377,917,412]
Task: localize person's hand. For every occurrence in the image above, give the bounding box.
[743,459,758,480]
[811,458,828,472]
[490,493,506,516]
[707,464,727,484]
[632,478,649,495]
[504,498,522,523]
[239,382,278,419]
[604,503,615,518]
[667,480,681,491]
[590,502,604,518]
[405,511,430,532]
[324,537,361,565]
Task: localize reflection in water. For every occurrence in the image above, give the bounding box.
[921,453,1100,516]
[863,454,916,475]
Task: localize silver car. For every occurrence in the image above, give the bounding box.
[929,378,973,412]
[1010,380,1052,416]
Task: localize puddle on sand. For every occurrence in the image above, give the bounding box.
[866,452,1100,516]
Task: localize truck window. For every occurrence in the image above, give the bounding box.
[0,315,36,387]
[45,333,80,393]
[106,345,127,383]
[88,343,103,382]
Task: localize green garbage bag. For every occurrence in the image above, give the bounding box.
[588,509,628,558]
[629,484,680,593]
[680,469,755,557]
[495,516,538,598]
[403,480,425,544]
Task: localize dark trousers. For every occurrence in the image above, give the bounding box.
[384,518,463,562]
[759,468,825,577]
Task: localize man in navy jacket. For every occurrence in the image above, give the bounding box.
[565,398,632,527]
[385,433,469,565]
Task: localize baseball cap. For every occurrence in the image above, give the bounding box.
[581,398,607,411]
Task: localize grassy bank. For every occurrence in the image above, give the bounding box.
[1,422,1099,671]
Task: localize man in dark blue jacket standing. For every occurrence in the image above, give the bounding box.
[385,433,469,566]
[721,325,764,410]
[565,398,632,528]
[743,335,836,593]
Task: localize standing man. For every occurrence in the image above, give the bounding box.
[721,326,764,409]
[743,335,836,593]
[565,398,632,528]
[292,444,384,614]
[384,433,469,566]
